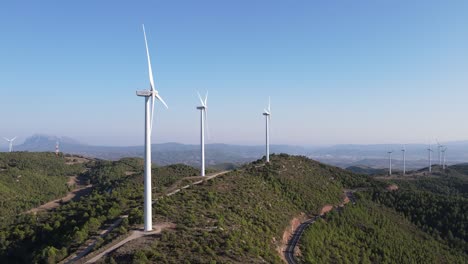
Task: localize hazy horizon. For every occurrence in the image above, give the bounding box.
[3,133,468,148]
[1,1,468,146]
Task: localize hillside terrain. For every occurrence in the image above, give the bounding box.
[298,164,468,263]
[345,165,387,175]
[101,154,348,263]
[371,166,468,253]
[0,155,203,263]
[300,200,467,263]
[1,153,467,263]
[0,152,84,226]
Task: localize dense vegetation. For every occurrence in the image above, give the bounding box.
[2,152,468,263]
[103,154,347,263]
[0,152,83,226]
[300,200,467,263]
[0,155,200,264]
[372,168,468,253]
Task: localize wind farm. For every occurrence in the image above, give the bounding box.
[1,1,468,264]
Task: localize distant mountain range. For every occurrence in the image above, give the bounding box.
[3,134,468,169]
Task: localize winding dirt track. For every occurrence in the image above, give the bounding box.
[26,173,92,214]
[284,191,356,264]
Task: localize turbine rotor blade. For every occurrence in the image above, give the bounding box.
[204,91,208,107]
[204,108,211,140]
[155,93,168,109]
[142,24,155,91]
[150,94,155,133]
[197,91,205,107]
[268,96,271,113]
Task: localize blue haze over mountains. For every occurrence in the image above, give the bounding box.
[3,134,468,170]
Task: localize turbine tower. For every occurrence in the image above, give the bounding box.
[427,145,433,173]
[3,137,17,152]
[262,97,271,163]
[55,141,60,157]
[401,146,406,175]
[136,25,168,232]
[387,151,393,176]
[196,92,208,177]
[436,141,442,166]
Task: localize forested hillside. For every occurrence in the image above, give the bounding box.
[300,200,467,263]
[103,154,348,263]
[2,153,468,264]
[0,157,200,263]
[0,152,84,226]
[372,167,468,253]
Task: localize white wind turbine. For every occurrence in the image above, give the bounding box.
[262,97,271,163]
[3,137,17,152]
[436,140,442,166]
[427,144,433,173]
[196,92,208,176]
[401,145,406,175]
[442,146,448,170]
[136,25,168,232]
[387,151,393,175]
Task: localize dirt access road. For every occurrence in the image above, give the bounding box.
[26,173,92,214]
[284,191,356,264]
[26,157,93,214]
[84,222,175,264]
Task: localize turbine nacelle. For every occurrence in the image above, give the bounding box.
[136,90,153,97]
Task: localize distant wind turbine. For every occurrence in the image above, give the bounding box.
[135,25,168,232]
[442,146,448,170]
[196,92,208,176]
[387,151,393,175]
[401,146,406,175]
[55,141,60,156]
[3,137,17,152]
[427,144,433,173]
[436,140,442,166]
[262,97,271,163]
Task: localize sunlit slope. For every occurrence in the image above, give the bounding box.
[104,154,351,263]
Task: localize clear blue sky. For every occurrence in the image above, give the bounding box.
[1,1,467,146]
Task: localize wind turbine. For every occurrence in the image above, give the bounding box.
[401,145,406,175]
[3,137,17,152]
[427,144,433,173]
[436,140,442,166]
[262,97,271,163]
[135,25,168,232]
[196,92,208,176]
[442,146,448,170]
[55,141,60,157]
[387,151,393,176]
